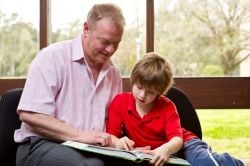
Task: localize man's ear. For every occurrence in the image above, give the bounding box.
[83,22,89,31]
[83,22,90,38]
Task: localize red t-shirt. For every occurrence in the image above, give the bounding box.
[106,92,196,149]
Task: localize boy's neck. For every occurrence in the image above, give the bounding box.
[136,102,154,118]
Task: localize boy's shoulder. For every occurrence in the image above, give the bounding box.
[112,92,132,102]
[116,92,132,98]
[158,95,176,108]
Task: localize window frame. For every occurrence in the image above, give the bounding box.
[0,0,249,109]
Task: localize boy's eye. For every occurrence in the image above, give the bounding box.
[147,90,157,95]
[148,91,154,94]
[137,85,142,89]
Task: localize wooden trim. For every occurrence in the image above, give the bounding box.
[0,78,26,96]
[1,77,249,109]
[122,77,250,109]
[40,0,49,49]
[174,77,250,109]
[146,0,154,52]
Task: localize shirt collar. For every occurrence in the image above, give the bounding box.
[71,34,114,69]
[71,34,85,61]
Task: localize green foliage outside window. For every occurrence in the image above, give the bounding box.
[0,0,249,77]
[0,11,38,77]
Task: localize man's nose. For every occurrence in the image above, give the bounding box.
[105,44,115,54]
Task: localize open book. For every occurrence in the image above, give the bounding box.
[62,141,190,166]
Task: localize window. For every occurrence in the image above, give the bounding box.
[0,0,249,109]
[50,0,146,76]
[0,0,39,77]
[1,0,249,77]
[155,0,250,76]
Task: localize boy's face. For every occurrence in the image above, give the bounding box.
[132,83,159,106]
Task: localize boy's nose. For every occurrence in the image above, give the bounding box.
[139,91,146,98]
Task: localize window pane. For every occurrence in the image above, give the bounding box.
[155,0,250,76]
[0,0,39,77]
[50,0,146,76]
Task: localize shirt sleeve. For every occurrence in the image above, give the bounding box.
[17,50,60,116]
[106,94,124,137]
[164,101,183,141]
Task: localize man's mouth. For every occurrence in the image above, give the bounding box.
[99,51,110,57]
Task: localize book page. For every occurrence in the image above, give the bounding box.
[62,141,191,165]
[130,150,153,160]
[87,144,139,158]
[132,151,191,166]
[62,141,141,162]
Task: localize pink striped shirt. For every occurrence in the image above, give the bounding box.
[14,34,122,142]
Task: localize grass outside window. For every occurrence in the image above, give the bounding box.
[196,109,250,158]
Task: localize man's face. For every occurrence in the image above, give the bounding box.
[83,19,123,64]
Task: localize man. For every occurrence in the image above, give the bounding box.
[15,3,126,166]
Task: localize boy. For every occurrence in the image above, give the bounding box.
[106,52,183,166]
[106,52,244,166]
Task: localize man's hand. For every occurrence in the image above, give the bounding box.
[19,111,112,146]
[79,130,112,147]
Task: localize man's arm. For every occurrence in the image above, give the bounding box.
[19,111,112,146]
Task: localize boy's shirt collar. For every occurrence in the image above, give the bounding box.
[127,93,163,121]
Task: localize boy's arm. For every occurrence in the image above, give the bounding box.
[144,136,183,166]
[156,136,183,156]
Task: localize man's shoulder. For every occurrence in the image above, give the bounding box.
[40,39,72,55]
[35,38,78,65]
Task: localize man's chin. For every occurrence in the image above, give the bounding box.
[95,58,107,64]
[99,55,110,62]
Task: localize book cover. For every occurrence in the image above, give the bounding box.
[62,141,190,166]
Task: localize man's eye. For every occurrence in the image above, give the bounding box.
[101,42,108,46]
[100,40,110,46]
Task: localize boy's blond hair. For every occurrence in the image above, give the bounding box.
[130,52,173,95]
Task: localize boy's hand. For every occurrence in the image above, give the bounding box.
[143,146,170,166]
[110,135,134,150]
[119,136,135,150]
